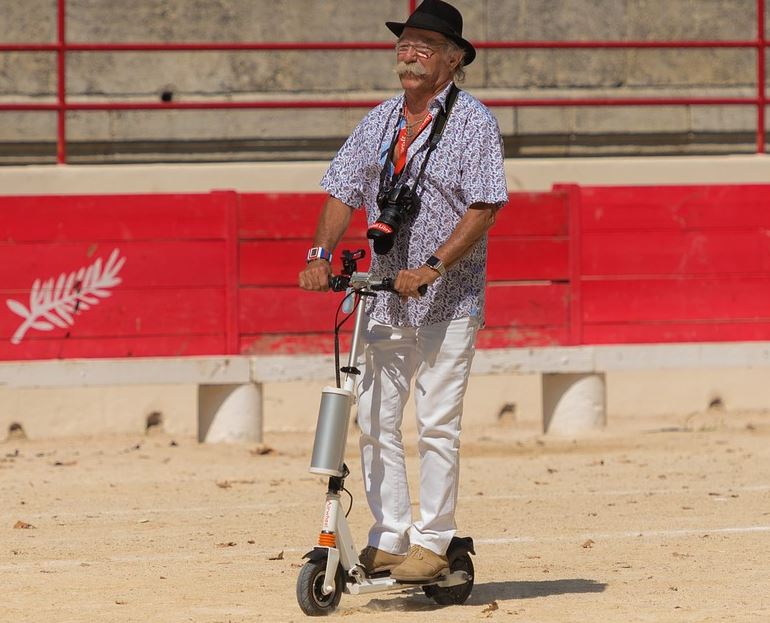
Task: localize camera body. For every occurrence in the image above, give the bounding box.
[367,184,420,255]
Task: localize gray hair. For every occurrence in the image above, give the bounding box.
[445,40,467,83]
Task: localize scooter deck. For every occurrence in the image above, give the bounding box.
[345,570,471,595]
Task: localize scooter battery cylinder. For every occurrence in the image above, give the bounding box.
[309,386,353,476]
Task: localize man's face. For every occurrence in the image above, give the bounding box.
[395,27,459,92]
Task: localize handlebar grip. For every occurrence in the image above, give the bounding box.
[328,275,349,292]
[374,277,395,292]
[375,278,428,297]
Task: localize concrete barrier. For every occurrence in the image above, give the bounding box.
[3,342,770,441]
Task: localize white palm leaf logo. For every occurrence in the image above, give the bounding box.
[6,248,126,345]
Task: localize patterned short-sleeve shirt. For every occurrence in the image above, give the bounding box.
[321,81,508,327]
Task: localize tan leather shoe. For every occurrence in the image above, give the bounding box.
[389,545,449,583]
[358,546,406,575]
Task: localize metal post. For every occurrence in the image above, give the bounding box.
[56,0,67,164]
[758,0,766,153]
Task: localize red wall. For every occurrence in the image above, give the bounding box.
[1,192,238,359]
[2,184,770,361]
[578,185,770,344]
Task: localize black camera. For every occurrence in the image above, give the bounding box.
[367,184,420,255]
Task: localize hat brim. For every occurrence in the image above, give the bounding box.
[386,18,476,66]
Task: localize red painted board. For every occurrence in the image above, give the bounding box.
[238,324,571,355]
[476,325,569,348]
[583,231,770,277]
[239,287,344,333]
[240,332,350,355]
[239,192,569,239]
[241,283,569,335]
[485,283,570,328]
[238,324,571,354]
[582,278,770,323]
[1,288,225,342]
[581,185,770,232]
[238,191,568,240]
[239,238,371,286]
[239,193,369,239]
[239,237,567,286]
[488,238,569,281]
[0,334,225,361]
[0,241,226,289]
[238,192,326,239]
[0,194,229,242]
[493,192,569,236]
[582,321,770,345]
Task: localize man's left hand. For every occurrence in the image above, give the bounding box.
[394,265,439,300]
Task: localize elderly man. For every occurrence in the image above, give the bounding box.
[298,0,507,583]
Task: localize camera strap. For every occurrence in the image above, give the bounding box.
[379,82,461,195]
[407,82,460,194]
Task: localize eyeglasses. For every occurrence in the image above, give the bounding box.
[395,41,444,59]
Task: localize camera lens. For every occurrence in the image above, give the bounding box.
[368,185,414,255]
[367,214,398,255]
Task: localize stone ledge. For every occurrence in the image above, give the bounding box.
[4,342,770,389]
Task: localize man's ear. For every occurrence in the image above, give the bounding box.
[449,49,463,71]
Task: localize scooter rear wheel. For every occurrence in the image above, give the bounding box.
[423,552,474,605]
[296,557,345,616]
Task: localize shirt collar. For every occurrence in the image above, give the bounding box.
[399,80,456,116]
[430,81,456,115]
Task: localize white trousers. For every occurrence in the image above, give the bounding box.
[356,315,479,557]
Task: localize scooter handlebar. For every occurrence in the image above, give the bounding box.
[328,275,427,297]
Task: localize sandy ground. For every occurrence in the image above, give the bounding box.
[2,411,769,623]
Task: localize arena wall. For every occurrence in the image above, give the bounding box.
[3,3,770,439]
[2,157,770,440]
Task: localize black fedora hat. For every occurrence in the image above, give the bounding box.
[386,0,476,66]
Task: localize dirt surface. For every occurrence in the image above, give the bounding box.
[2,411,769,622]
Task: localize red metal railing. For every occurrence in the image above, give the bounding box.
[0,0,766,163]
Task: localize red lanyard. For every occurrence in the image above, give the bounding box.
[392,111,433,176]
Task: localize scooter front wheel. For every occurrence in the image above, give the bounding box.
[296,556,345,616]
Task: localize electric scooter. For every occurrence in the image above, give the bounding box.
[296,249,476,616]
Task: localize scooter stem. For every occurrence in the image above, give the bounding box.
[342,289,368,393]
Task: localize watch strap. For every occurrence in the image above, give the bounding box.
[306,246,333,263]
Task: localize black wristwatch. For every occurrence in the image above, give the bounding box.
[424,255,447,277]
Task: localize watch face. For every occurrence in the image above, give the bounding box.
[426,255,445,275]
[307,247,330,262]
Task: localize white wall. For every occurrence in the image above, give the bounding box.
[0,155,769,195]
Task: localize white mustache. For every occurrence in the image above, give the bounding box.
[394,61,427,76]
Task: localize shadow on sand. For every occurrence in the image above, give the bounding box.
[468,578,607,604]
[359,578,607,612]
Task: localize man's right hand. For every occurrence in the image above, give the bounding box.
[298,259,332,291]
